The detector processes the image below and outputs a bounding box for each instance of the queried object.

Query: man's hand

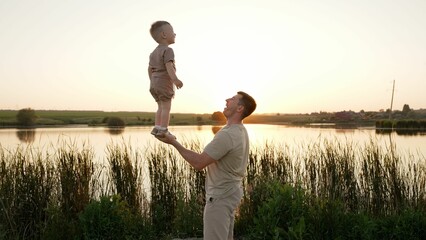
[155,133,176,144]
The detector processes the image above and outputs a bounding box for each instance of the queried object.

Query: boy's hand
[174,79,183,89]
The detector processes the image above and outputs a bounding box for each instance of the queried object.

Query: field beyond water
[2,109,426,129]
[0,110,213,127]
[1,137,426,239]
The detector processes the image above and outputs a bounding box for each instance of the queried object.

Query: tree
[211,111,226,123]
[402,104,411,116]
[107,117,125,127]
[16,108,38,126]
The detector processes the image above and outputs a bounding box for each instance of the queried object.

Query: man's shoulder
[214,125,246,143]
[221,124,245,133]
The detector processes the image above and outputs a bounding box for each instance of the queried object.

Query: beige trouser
[203,188,243,240]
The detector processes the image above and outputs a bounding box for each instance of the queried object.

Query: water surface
[0,124,424,162]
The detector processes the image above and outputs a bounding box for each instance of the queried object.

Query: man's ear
[237,105,244,113]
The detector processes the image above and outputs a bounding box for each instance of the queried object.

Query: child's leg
[150,102,162,135]
[155,101,162,126]
[155,100,176,138]
[159,100,172,128]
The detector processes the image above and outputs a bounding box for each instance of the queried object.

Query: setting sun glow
[1,0,425,114]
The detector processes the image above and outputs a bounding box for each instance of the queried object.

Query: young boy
[148,21,183,138]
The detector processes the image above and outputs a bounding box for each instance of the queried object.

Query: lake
[0,124,425,163]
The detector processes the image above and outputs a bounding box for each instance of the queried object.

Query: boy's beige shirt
[149,45,175,90]
[203,124,249,200]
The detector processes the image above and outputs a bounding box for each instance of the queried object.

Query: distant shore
[1,109,426,130]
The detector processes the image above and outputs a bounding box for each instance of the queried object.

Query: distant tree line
[5,104,425,129]
[376,120,426,130]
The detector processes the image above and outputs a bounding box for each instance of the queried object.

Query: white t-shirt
[203,124,249,199]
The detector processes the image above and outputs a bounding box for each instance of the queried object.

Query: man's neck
[226,118,243,126]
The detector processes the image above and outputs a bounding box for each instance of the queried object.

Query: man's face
[223,94,242,117]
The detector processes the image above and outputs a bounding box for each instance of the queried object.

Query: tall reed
[106,142,144,212]
[56,142,95,220]
[147,142,190,236]
[146,138,205,238]
[1,135,426,239]
[0,145,56,239]
[237,136,426,236]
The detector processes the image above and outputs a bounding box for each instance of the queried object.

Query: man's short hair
[237,91,257,119]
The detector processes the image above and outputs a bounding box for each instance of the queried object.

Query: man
[156,91,256,240]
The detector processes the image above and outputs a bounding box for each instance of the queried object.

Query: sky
[1,0,425,114]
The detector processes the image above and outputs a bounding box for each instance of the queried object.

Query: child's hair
[150,21,170,43]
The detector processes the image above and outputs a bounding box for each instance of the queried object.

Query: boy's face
[161,24,176,44]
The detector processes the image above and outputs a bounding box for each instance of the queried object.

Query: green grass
[0,110,215,126]
[1,138,426,239]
